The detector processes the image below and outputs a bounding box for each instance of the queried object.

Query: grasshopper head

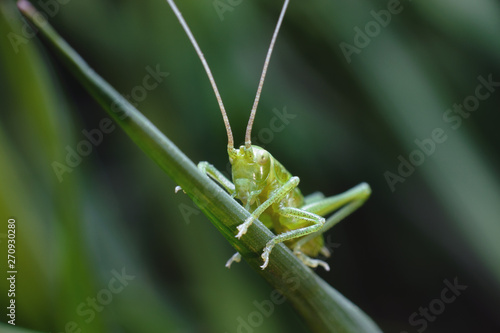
[228,145,272,206]
[167,0,289,204]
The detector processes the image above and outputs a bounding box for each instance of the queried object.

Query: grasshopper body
[168,0,371,270]
[229,145,324,257]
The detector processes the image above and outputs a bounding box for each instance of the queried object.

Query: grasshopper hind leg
[292,232,331,270]
[292,183,371,270]
[303,191,325,205]
[294,252,330,271]
[320,246,332,258]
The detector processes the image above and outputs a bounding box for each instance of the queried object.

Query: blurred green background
[1,0,500,332]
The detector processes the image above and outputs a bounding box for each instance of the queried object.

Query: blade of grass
[0,1,106,331]
[17,1,381,331]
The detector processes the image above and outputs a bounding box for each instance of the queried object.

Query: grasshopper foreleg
[175,162,234,195]
[198,161,235,195]
[232,176,328,269]
[261,206,326,269]
[198,162,244,267]
[235,176,301,238]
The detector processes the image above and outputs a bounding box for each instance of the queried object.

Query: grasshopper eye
[257,151,270,165]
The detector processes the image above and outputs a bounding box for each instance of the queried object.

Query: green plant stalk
[18,1,381,331]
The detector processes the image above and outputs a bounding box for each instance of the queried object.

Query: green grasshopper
[168,0,371,270]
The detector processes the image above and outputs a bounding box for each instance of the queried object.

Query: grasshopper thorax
[228,145,272,206]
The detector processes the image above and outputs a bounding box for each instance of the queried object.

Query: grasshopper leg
[261,206,325,269]
[294,252,330,271]
[197,161,235,195]
[175,162,234,195]
[292,183,371,269]
[236,176,300,238]
[303,191,325,205]
[197,162,245,268]
[225,252,242,268]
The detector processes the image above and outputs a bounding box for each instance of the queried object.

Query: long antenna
[245,0,289,148]
[166,0,234,149]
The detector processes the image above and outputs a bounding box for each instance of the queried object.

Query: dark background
[1,0,499,332]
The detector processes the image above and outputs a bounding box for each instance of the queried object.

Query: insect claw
[319,262,330,271]
[260,253,270,269]
[295,251,330,271]
[260,245,273,269]
[236,223,249,238]
[235,228,244,239]
[225,253,242,268]
[174,186,185,194]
